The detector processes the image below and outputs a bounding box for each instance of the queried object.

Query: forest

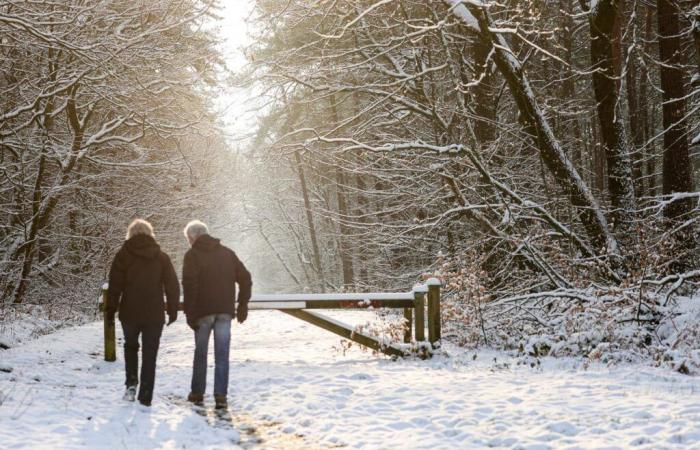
[240,0,699,368]
[1,0,699,369]
[0,0,237,310]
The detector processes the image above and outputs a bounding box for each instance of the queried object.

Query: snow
[691,73,700,85]
[425,277,442,286]
[0,305,88,349]
[252,292,416,301]
[249,301,307,310]
[413,283,429,293]
[442,0,480,32]
[693,130,700,146]
[1,311,700,449]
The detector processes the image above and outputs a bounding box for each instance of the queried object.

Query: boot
[187,392,204,406]
[138,389,153,407]
[122,386,136,402]
[214,394,227,410]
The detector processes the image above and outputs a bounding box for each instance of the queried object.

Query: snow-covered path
[1,311,699,449]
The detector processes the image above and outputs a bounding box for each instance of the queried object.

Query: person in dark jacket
[107,219,180,406]
[182,220,252,409]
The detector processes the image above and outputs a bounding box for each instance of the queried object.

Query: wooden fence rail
[99,279,441,360]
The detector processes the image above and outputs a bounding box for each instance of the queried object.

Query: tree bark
[657,0,695,220]
[455,3,621,261]
[642,6,656,197]
[294,150,326,292]
[353,163,370,286]
[329,94,355,287]
[560,0,583,167]
[692,7,700,73]
[470,37,497,144]
[335,166,355,286]
[589,0,636,229]
[10,150,47,303]
[624,9,645,197]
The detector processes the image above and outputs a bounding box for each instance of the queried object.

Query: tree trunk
[560,0,583,167]
[8,51,59,303]
[692,8,700,73]
[334,166,354,287]
[625,11,645,197]
[329,94,354,287]
[353,165,370,286]
[10,150,47,303]
[294,150,326,292]
[642,6,656,197]
[470,37,497,144]
[589,0,636,230]
[657,0,695,220]
[457,3,620,261]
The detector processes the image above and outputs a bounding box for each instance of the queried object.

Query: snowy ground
[1,311,700,450]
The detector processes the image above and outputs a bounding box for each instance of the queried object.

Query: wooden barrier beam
[282,310,405,357]
[98,299,416,311]
[303,299,413,309]
[253,293,416,301]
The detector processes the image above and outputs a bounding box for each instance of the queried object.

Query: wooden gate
[99,278,441,360]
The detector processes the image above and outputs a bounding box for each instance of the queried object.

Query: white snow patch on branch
[442,0,480,32]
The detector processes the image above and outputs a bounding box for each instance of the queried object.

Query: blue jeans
[191,313,232,396]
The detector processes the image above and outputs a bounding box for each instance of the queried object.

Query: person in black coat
[182,220,252,408]
[107,219,180,406]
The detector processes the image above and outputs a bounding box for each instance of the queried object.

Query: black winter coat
[182,234,252,322]
[107,234,180,325]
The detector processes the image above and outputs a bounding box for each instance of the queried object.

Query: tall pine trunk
[294,150,326,292]
[624,2,645,197]
[328,94,355,287]
[589,0,636,231]
[642,6,657,197]
[657,0,695,220]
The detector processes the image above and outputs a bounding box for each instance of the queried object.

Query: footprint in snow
[348,373,372,380]
[546,421,579,436]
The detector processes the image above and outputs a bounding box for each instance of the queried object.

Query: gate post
[403,308,412,343]
[427,278,441,347]
[102,287,116,362]
[413,290,425,342]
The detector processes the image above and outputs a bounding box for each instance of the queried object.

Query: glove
[236,304,248,324]
[167,312,177,326]
[187,316,197,332]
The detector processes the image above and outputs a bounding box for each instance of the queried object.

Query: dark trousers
[121,322,163,404]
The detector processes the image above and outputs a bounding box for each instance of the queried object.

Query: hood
[193,234,221,252]
[124,234,160,259]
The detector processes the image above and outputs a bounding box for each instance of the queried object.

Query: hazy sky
[218,0,253,67]
[216,0,257,143]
